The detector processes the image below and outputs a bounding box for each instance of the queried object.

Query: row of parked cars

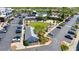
[12,14,22,43]
[12,26,22,43]
[48,16,73,37]
[0,24,9,40]
[64,26,76,42]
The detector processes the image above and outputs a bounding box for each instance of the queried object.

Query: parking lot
[48,28,61,38]
[0,16,22,50]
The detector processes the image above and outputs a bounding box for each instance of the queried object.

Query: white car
[12,36,21,43]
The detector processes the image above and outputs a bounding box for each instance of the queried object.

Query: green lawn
[30,22,48,33]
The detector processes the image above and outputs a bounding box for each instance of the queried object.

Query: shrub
[38,31,48,44]
[61,44,69,51]
[74,25,78,29]
[8,19,13,23]
[23,40,29,46]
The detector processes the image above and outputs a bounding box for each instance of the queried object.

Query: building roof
[25,26,39,40]
[0,15,6,17]
[25,16,36,19]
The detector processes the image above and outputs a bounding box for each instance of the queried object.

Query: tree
[36,16,44,21]
[61,44,69,51]
[75,25,78,29]
[47,9,52,16]
[60,7,73,20]
[38,31,48,44]
[23,40,29,46]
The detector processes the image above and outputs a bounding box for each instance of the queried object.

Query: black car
[65,19,70,22]
[71,28,76,31]
[68,31,75,35]
[76,41,79,51]
[15,29,21,33]
[65,35,73,40]
[14,36,20,39]
[56,26,61,29]
[19,16,21,18]
[3,24,9,30]
[23,16,25,18]
[17,26,22,29]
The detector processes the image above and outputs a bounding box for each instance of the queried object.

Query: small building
[0,7,13,19]
[50,12,60,19]
[25,26,39,43]
[0,15,6,22]
[25,16,36,20]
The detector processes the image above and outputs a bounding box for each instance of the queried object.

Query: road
[0,17,21,51]
[21,15,79,51]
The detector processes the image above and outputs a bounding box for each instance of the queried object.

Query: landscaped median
[11,37,52,51]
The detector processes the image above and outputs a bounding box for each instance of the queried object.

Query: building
[0,7,13,22]
[25,26,39,43]
[25,16,36,20]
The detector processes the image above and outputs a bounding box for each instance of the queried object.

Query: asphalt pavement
[0,17,21,51]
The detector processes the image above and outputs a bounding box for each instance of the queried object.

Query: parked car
[71,28,76,31]
[12,36,21,42]
[76,41,79,51]
[65,35,73,40]
[0,28,7,33]
[68,31,75,35]
[56,26,61,29]
[19,16,21,18]
[3,24,9,30]
[65,19,70,22]
[15,29,21,33]
[17,26,22,29]
[23,16,25,18]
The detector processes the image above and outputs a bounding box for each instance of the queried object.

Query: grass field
[30,22,49,33]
